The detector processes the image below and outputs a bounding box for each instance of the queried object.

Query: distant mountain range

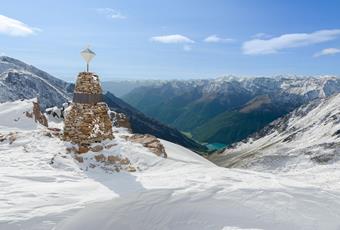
[123,76,340,146]
[102,80,161,97]
[0,56,206,153]
[209,92,340,172]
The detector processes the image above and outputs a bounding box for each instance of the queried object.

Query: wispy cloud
[150,34,194,44]
[96,8,126,19]
[183,45,192,51]
[252,33,272,39]
[204,35,234,43]
[242,29,340,55]
[0,15,40,37]
[314,48,340,57]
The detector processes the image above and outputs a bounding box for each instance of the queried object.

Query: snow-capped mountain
[123,75,340,146]
[2,99,340,230]
[209,93,340,172]
[0,56,73,109]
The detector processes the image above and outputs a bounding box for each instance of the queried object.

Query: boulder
[128,134,167,158]
[77,145,89,154]
[91,145,104,152]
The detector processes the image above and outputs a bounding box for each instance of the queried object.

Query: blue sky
[0,0,340,81]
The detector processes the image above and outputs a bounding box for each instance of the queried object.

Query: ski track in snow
[1,100,340,230]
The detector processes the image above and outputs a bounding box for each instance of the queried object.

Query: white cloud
[0,15,39,37]
[150,34,194,44]
[242,29,340,55]
[96,8,126,19]
[204,35,234,43]
[314,48,340,57]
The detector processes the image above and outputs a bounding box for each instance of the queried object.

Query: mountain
[209,93,340,172]
[0,56,73,109]
[2,99,340,230]
[0,56,205,152]
[123,76,340,146]
[103,92,207,152]
[102,80,162,97]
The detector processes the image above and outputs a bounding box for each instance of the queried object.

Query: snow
[212,93,340,173]
[0,99,38,130]
[1,100,340,230]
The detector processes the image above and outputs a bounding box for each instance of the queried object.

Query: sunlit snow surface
[1,100,340,230]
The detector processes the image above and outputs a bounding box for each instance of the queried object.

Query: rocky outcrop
[0,132,17,144]
[33,100,48,127]
[110,111,131,130]
[25,99,48,127]
[128,134,167,158]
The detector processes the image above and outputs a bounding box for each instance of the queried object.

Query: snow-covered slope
[0,56,73,108]
[2,100,340,230]
[210,93,340,172]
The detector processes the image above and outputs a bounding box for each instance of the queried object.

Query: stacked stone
[63,72,113,145]
[74,72,101,94]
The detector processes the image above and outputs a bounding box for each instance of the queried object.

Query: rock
[91,145,104,152]
[32,99,48,127]
[66,146,77,153]
[8,133,16,144]
[129,134,167,158]
[127,165,136,172]
[74,155,84,163]
[110,112,131,130]
[120,157,130,165]
[94,154,106,162]
[0,134,5,142]
[105,143,117,149]
[48,128,62,132]
[107,155,120,164]
[77,145,89,154]
[43,132,53,138]
[25,111,33,118]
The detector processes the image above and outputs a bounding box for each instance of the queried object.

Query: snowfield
[1,100,340,230]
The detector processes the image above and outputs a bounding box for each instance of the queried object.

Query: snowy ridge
[131,75,340,99]
[0,56,72,109]
[1,99,340,229]
[210,93,340,172]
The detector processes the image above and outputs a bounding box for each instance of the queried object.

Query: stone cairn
[63,72,113,145]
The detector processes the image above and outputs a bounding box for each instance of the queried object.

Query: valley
[121,76,340,147]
